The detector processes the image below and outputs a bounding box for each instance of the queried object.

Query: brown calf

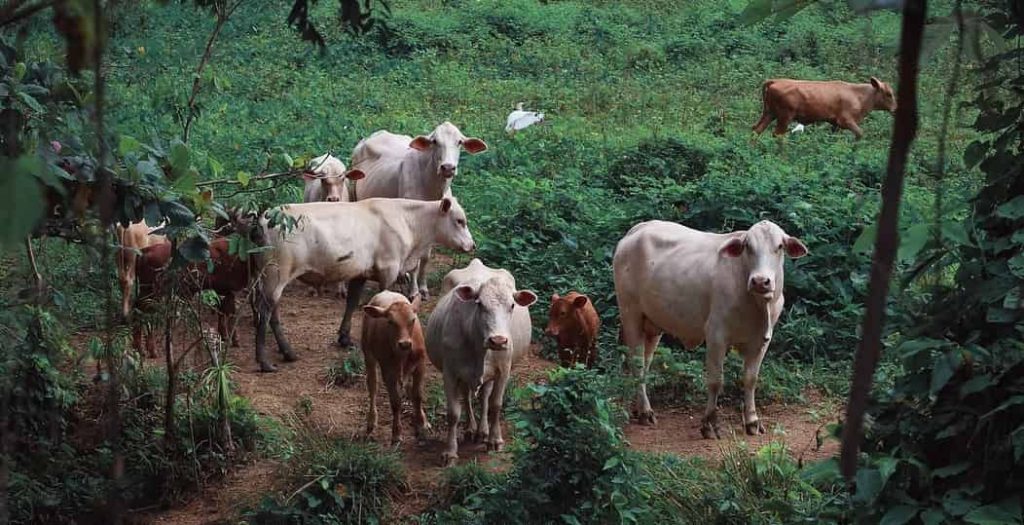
[544,292,600,368]
[132,237,250,357]
[116,221,167,319]
[752,77,896,139]
[361,291,430,445]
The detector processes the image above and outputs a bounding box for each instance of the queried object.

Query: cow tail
[761,80,775,102]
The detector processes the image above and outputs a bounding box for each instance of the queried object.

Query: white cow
[299,153,366,298]
[350,122,488,298]
[613,220,807,438]
[253,197,475,372]
[505,102,545,135]
[426,258,536,465]
[302,153,365,203]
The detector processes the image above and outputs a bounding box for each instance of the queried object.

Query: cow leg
[485,377,508,452]
[464,386,480,443]
[337,278,367,348]
[619,308,654,424]
[364,354,378,439]
[840,119,864,140]
[637,321,662,425]
[255,283,286,372]
[382,367,404,446]
[269,305,296,361]
[410,364,430,441]
[442,377,464,466]
[701,334,728,439]
[772,115,791,137]
[752,110,773,135]
[414,249,431,299]
[477,380,494,444]
[217,292,239,348]
[742,342,769,435]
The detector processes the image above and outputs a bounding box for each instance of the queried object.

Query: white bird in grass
[790,123,806,134]
[505,102,545,135]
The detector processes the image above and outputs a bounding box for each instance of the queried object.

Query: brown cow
[361,291,430,445]
[752,77,896,139]
[544,292,601,368]
[116,220,167,318]
[132,237,250,357]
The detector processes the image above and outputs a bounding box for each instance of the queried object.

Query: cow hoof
[418,289,430,301]
[281,351,298,363]
[442,453,458,467]
[637,411,657,426]
[336,334,355,348]
[258,362,278,373]
[745,420,766,436]
[486,441,504,452]
[700,422,721,440]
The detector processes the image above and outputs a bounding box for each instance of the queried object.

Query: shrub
[326,351,365,388]
[245,434,405,524]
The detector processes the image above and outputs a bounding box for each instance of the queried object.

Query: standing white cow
[253,197,475,372]
[302,153,365,203]
[613,220,807,438]
[299,153,366,298]
[426,259,536,465]
[350,122,488,298]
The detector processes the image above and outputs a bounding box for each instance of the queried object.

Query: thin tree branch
[841,0,928,480]
[182,10,230,143]
[933,0,964,244]
[0,0,57,28]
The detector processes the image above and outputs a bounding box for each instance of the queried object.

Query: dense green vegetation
[2,0,1021,522]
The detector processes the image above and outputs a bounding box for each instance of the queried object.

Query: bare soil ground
[84,279,839,525]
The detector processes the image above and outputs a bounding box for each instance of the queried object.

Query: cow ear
[784,237,809,258]
[363,305,387,318]
[345,169,366,181]
[462,138,488,154]
[454,285,477,302]
[870,77,882,89]
[719,237,745,258]
[514,290,538,308]
[410,293,422,312]
[551,292,560,303]
[572,295,589,308]
[409,136,432,151]
[302,171,317,182]
[440,198,453,214]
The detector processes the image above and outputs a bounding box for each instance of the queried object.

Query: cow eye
[777,243,784,251]
[456,219,466,227]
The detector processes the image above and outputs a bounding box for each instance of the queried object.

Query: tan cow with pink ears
[613,220,807,438]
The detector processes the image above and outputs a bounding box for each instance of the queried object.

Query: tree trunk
[840,0,928,480]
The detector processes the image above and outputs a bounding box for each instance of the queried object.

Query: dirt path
[120,281,838,524]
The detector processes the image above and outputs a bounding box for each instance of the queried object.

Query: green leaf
[1012,425,1024,462]
[921,509,948,525]
[853,468,883,504]
[236,170,252,188]
[13,61,25,81]
[899,223,931,262]
[933,462,969,479]
[172,168,197,195]
[854,223,877,254]
[119,135,142,156]
[0,156,44,249]
[980,395,1024,421]
[178,235,210,262]
[16,91,45,113]
[995,196,1024,220]
[963,497,1022,525]
[603,456,621,470]
[169,139,190,175]
[930,351,959,396]
[963,141,989,168]
[960,374,995,397]
[1008,254,1024,279]
[881,506,919,525]
[208,157,224,179]
[941,221,971,246]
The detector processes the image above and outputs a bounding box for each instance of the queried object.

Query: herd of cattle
[112,77,894,463]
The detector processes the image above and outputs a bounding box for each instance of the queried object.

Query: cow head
[436,197,476,253]
[869,77,897,113]
[304,154,365,202]
[454,277,536,351]
[363,294,423,353]
[544,292,590,343]
[719,220,807,301]
[408,121,488,179]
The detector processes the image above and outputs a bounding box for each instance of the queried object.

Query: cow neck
[396,200,446,256]
[408,149,451,200]
[851,83,877,117]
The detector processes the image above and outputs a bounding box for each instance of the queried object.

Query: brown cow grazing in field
[544,292,600,368]
[752,77,896,139]
[116,220,167,318]
[132,237,250,357]
[361,291,430,446]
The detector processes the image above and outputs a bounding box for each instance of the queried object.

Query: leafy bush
[246,435,405,524]
[326,351,365,388]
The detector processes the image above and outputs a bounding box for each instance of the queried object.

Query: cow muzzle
[397,340,413,352]
[486,335,509,351]
[439,163,456,178]
[748,275,774,299]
